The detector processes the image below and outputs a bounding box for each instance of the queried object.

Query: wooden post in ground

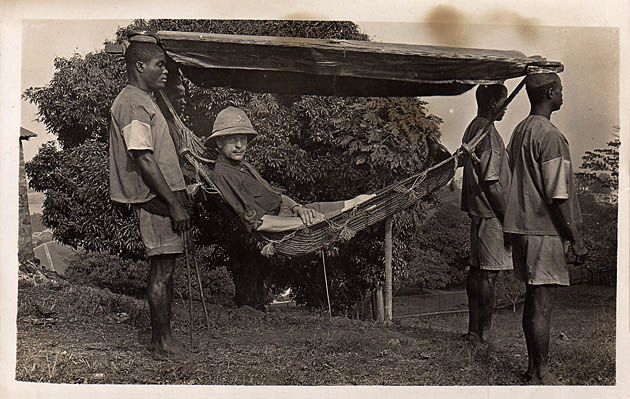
[384,217,393,321]
[374,284,385,322]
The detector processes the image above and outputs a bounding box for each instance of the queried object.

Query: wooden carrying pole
[384,217,393,321]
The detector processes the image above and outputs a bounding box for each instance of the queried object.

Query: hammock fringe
[260,242,276,257]
[338,225,356,242]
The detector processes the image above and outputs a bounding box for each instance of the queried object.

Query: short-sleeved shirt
[460,117,511,218]
[504,115,582,235]
[211,154,283,231]
[109,85,186,204]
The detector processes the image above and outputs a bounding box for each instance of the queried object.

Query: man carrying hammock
[460,84,513,345]
[208,106,375,233]
[109,39,190,360]
[504,72,586,384]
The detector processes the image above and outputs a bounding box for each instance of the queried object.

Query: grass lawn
[16,278,615,385]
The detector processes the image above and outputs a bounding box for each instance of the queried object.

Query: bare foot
[462,332,480,344]
[137,329,156,351]
[528,369,557,385]
[524,359,535,382]
[524,369,533,383]
[152,338,189,361]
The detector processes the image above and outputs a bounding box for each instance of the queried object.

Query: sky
[21,20,619,169]
[361,22,619,166]
[21,19,133,162]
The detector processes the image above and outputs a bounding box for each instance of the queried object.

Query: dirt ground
[15,278,615,386]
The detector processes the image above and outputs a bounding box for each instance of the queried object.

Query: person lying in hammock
[208,106,375,233]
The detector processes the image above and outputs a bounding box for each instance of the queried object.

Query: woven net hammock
[157,90,458,258]
[260,157,456,257]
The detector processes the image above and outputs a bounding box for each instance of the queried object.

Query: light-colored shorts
[511,234,569,286]
[133,206,184,258]
[469,215,513,271]
[278,197,345,218]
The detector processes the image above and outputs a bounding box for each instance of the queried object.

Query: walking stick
[191,240,211,330]
[183,232,194,347]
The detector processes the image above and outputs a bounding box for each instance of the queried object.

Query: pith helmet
[209,106,258,142]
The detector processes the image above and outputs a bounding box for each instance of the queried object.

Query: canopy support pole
[321,250,332,319]
[384,217,393,321]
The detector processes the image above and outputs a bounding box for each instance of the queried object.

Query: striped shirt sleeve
[476,127,504,182]
[116,97,155,152]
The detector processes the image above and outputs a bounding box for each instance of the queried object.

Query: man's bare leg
[146,273,175,352]
[477,270,499,342]
[522,286,535,381]
[522,284,556,384]
[147,254,188,360]
[465,267,480,340]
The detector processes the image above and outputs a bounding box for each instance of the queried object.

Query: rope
[321,250,332,318]
[316,207,359,242]
[402,170,429,201]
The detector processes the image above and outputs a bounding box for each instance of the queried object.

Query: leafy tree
[574,130,619,278]
[26,140,143,257]
[25,19,446,312]
[398,189,469,290]
[577,192,617,273]
[23,53,126,148]
[577,126,620,189]
[115,19,369,42]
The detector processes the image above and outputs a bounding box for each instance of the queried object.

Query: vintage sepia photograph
[2,1,627,397]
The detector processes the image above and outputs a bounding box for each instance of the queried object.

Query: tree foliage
[26,140,144,257]
[399,189,469,290]
[23,53,126,148]
[65,245,235,304]
[114,19,369,43]
[577,126,620,188]
[25,19,447,312]
[578,193,617,272]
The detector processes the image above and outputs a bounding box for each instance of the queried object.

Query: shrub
[65,245,236,305]
[400,188,470,290]
[173,245,235,305]
[65,252,148,297]
[577,193,617,273]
